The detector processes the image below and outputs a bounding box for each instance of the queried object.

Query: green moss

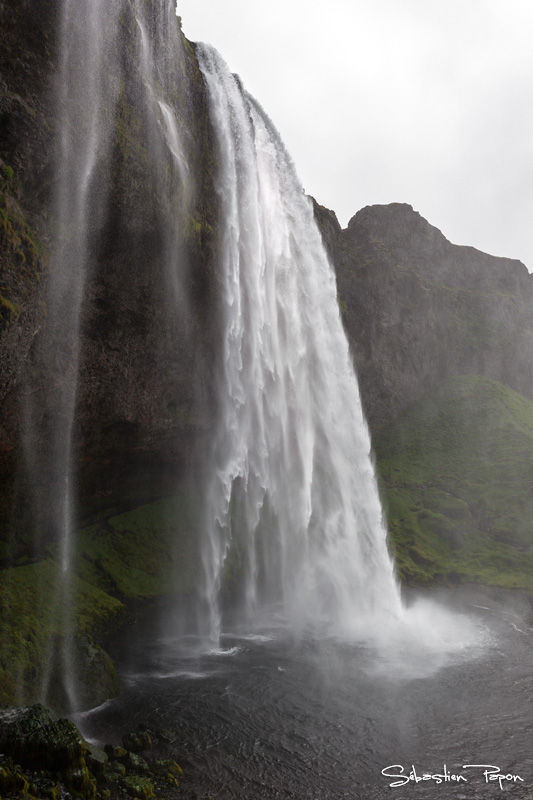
[0,704,87,771]
[0,561,123,708]
[376,375,533,588]
[186,215,214,243]
[0,764,30,795]
[0,293,21,316]
[64,764,97,799]
[0,188,46,330]
[0,490,201,708]
[150,759,183,780]
[75,496,200,599]
[122,776,155,800]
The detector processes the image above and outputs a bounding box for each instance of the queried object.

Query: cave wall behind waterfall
[0,1,220,554]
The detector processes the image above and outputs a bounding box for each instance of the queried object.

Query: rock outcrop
[314,201,533,431]
[313,202,533,587]
[0,704,185,800]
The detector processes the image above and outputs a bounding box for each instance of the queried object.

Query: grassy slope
[0,495,201,708]
[74,495,200,599]
[0,560,123,706]
[375,374,533,588]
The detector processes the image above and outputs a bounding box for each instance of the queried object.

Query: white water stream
[196,45,403,643]
[33,0,124,710]
[25,0,189,711]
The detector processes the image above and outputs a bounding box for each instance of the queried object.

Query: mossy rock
[122,730,152,753]
[150,759,183,778]
[121,776,155,800]
[0,704,86,771]
[119,751,151,776]
[101,761,127,783]
[0,763,30,795]
[75,496,200,600]
[0,561,123,710]
[36,777,62,800]
[104,744,127,761]
[85,743,108,775]
[64,764,97,800]
[150,759,183,786]
[71,635,120,711]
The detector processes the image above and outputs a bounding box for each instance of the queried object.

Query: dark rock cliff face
[4,6,530,558]
[0,3,220,548]
[65,23,219,525]
[314,201,533,431]
[0,0,221,710]
[0,1,60,546]
[314,201,533,589]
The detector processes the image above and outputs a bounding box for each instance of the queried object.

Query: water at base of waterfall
[74,587,533,800]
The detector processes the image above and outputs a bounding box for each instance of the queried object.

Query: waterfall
[20,0,190,711]
[196,45,403,642]
[25,0,125,712]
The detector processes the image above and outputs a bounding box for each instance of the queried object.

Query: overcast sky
[178,0,532,270]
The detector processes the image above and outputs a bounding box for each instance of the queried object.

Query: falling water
[12,3,474,714]
[21,0,190,711]
[196,46,403,643]
[29,0,125,712]
[132,0,191,308]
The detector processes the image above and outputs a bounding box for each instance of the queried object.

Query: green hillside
[375,375,533,588]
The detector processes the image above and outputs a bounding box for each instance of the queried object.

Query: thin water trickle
[32,0,124,711]
[21,0,190,711]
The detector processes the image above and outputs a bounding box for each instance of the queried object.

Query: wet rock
[0,707,188,800]
[36,776,62,800]
[64,764,97,800]
[122,730,152,753]
[0,759,65,799]
[150,758,183,787]
[0,762,30,795]
[120,751,151,775]
[122,775,155,800]
[0,704,86,770]
[104,743,127,760]
[85,742,108,775]
[101,760,127,781]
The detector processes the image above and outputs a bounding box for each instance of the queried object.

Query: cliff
[1,2,533,712]
[314,201,533,430]
[0,1,220,709]
[0,2,219,545]
[313,202,533,586]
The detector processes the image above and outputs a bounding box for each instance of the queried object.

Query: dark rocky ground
[0,704,190,800]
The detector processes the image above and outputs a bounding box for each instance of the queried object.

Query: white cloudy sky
[178,0,533,270]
